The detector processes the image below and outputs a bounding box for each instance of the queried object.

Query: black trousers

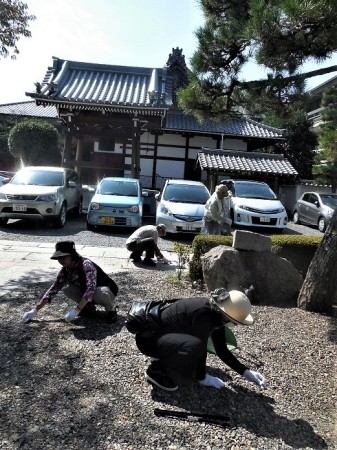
[136,332,207,380]
[126,237,155,259]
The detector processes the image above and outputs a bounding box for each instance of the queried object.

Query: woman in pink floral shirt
[22,241,118,324]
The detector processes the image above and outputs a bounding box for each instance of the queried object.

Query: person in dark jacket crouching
[22,241,118,324]
[136,290,265,391]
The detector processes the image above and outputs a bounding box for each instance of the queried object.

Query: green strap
[207,326,237,354]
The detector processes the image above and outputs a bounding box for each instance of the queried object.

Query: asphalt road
[0,213,323,251]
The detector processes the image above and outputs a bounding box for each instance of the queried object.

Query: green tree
[0,0,35,59]
[8,119,61,166]
[240,79,317,178]
[179,0,337,120]
[312,87,337,192]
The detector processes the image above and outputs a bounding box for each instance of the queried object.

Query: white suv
[220,179,288,230]
[0,166,82,228]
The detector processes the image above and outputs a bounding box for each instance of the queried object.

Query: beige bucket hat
[211,289,254,325]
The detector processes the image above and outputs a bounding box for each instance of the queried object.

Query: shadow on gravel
[150,380,328,449]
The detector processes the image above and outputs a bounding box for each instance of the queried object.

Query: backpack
[124,299,177,336]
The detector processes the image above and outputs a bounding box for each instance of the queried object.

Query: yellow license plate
[101,217,115,224]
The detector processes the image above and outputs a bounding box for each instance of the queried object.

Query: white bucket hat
[211,289,254,325]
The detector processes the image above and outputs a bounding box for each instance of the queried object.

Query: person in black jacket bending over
[136,290,265,391]
[22,241,118,324]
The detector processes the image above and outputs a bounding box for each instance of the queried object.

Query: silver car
[0,166,82,228]
[292,192,337,232]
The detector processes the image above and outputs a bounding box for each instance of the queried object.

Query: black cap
[51,241,77,259]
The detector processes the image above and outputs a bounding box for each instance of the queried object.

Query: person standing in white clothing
[203,185,232,235]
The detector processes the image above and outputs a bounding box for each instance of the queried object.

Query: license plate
[183,225,195,231]
[13,204,27,212]
[101,217,115,224]
[260,217,271,223]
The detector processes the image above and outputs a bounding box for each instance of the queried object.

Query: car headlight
[37,193,57,202]
[0,193,7,200]
[160,204,172,216]
[128,205,139,213]
[238,204,250,211]
[90,202,101,210]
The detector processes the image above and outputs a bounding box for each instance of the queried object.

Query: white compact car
[155,179,210,234]
[220,179,288,230]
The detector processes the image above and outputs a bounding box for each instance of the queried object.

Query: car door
[297,193,312,223]
[65,170,80,210]
[305,193,320,225]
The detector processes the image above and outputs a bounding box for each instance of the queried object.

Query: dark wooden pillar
[62,129,73,168]
[131,115,141,179]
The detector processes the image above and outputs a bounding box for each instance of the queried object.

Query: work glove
[224,218,232,226]
[198,373,225,389]
[161,256,170,264]
[243,369,265,387]
[22,308,38,323]
[64,309,79,323]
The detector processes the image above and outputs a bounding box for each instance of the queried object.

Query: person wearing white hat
[203,185,232,235]
[135,289,265,392]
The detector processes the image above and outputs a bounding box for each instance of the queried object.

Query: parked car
[155,179,210,234]
[220,179,288,230]
[86,177,146,230]
[292,192,337,232]
[0,166,82,228]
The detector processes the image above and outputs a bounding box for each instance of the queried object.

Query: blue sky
[1,0,337,105]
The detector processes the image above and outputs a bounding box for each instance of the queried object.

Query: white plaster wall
[156,160,184,179]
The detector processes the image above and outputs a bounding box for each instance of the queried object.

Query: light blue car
[86,177,146,230]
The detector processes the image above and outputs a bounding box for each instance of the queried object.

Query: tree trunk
[297,210,337,314]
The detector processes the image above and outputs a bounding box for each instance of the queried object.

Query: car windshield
[97,180,139,197]
[320,194,337,208]
[163,184,210,204]
[10,170,64,186]
[235,182,277,200]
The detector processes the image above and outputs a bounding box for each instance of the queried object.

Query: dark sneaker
[79,302,96,317]
[106,310,118,324]
[143,258,156,267]
[146,365,178,391]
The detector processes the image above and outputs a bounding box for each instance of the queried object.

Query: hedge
[189,234,322,281]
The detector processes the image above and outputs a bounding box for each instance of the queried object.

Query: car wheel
[54,203,67,228]
[73,198,83,217]
[318,217,327,233]
[86,220,95,231]
[293,211,300,224]
[0,218,8,226]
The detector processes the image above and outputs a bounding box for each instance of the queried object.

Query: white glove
[22,308,38,323]
[225,218,232,226]
[64,309,79,322]
[198,373,225,389]
[243,369,265,387]
[161,256,170,264]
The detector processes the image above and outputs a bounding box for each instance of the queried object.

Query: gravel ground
[0,267,336,450]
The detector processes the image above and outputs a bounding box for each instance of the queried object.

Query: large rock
[201,245,303,307]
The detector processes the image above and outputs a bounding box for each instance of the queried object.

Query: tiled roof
[165,112,284,139]
[26,57,174,112]
[0,101,57,118]
[23,53,284,139]
[197,149,298,176]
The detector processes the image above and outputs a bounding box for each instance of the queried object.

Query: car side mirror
[68,181,77,188]
[2,177,10,185]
